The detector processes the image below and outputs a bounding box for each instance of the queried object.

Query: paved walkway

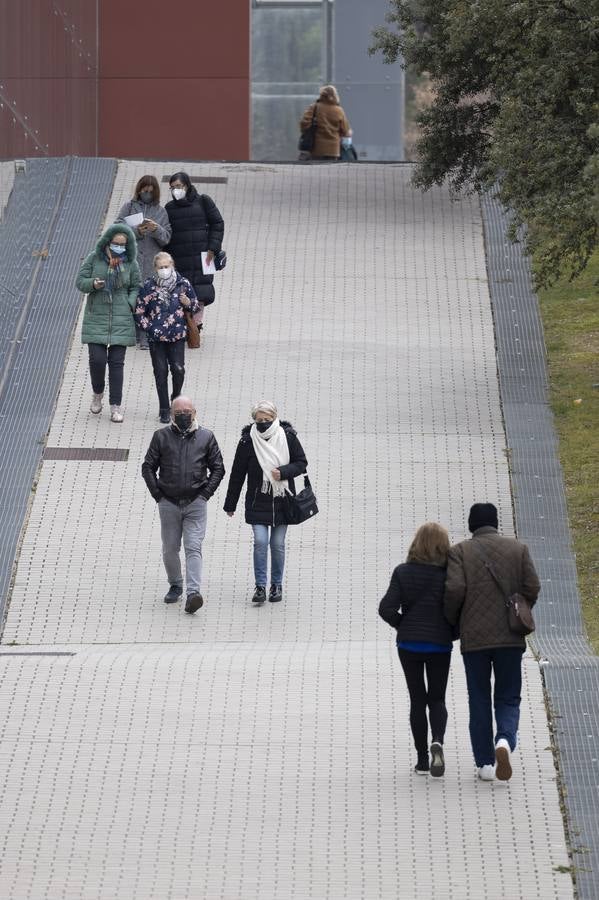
[0,160,15,218]
[0,162,573,898]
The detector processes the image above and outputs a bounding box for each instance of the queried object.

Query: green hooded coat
[76,223,141,346]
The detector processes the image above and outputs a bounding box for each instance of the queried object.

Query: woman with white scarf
[134,252,200,422]
[224,401,308,603]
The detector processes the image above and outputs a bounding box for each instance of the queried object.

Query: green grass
[537,253,599,652]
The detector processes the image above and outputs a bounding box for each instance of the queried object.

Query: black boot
[164,584,183,604]
[185,593,204,614]
[414,753,429,775]
[159,409,170,424]
[252,585,266,603]
[269,584,283,603]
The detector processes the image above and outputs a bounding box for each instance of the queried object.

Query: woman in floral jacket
[134,251,200,422]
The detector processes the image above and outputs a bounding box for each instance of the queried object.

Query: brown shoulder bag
[473,543,536,636]
[184,311,201,349]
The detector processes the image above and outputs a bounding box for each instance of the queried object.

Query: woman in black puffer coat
[165,171,224,339]
[224,401,308,605]
[379,522,455,778]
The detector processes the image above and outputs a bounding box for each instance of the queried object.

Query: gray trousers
[158,496,207,595]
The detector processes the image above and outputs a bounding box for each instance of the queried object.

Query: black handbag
[214,249,227,271]
[199,196,227,271]
[285,476,319,525]
[298,103,318,153]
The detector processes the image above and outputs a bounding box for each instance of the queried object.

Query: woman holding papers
[166,171,224,345]
[116,175,172,348]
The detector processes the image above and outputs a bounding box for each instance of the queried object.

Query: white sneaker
[90,392,103,414]
[110,405,124,423]
[495,738,513,781]
[478,764,496,781]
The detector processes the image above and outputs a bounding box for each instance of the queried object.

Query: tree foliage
[370,0,599,286]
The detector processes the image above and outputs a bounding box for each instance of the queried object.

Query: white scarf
[250,418,290,498]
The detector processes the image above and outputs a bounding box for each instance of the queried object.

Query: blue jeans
[462,647,524,767]
[251,524,287,586]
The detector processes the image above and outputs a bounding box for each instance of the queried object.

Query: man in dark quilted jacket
[444,503,540,782]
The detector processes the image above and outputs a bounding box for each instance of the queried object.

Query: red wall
[98,0,250,160]
[0,0,250,161]
[0,0,98,157]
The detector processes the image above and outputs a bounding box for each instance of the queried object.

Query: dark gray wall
[333,0,404,160]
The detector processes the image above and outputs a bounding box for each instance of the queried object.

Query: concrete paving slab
[0,162,573,899]
[0,645,572,900]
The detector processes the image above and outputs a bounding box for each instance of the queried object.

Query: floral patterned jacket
[134,273,199,342]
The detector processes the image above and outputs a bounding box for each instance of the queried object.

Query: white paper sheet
[201,252,217,275]
[124,212,143,227]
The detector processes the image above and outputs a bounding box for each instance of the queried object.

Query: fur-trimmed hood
[95,223,138,263]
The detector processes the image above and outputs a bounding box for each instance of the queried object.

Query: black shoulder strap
[471,541,509,599]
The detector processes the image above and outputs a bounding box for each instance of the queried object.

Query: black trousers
[88,344,126,406]
[149,339,186,411]
[397,648,451,755]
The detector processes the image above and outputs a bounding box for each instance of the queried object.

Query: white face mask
[171,188,186,201]
[157,266,173,279]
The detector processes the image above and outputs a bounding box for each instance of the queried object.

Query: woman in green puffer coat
[76,223,141,422]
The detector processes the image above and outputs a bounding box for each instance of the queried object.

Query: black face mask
[174,412,193,432]
[140,190,153,203]
[256,421,272,433]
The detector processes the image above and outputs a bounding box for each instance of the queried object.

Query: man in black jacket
[142,395,225,613]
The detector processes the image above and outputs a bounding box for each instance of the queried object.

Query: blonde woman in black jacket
[224,401,307,604]
[379,522,454,777]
